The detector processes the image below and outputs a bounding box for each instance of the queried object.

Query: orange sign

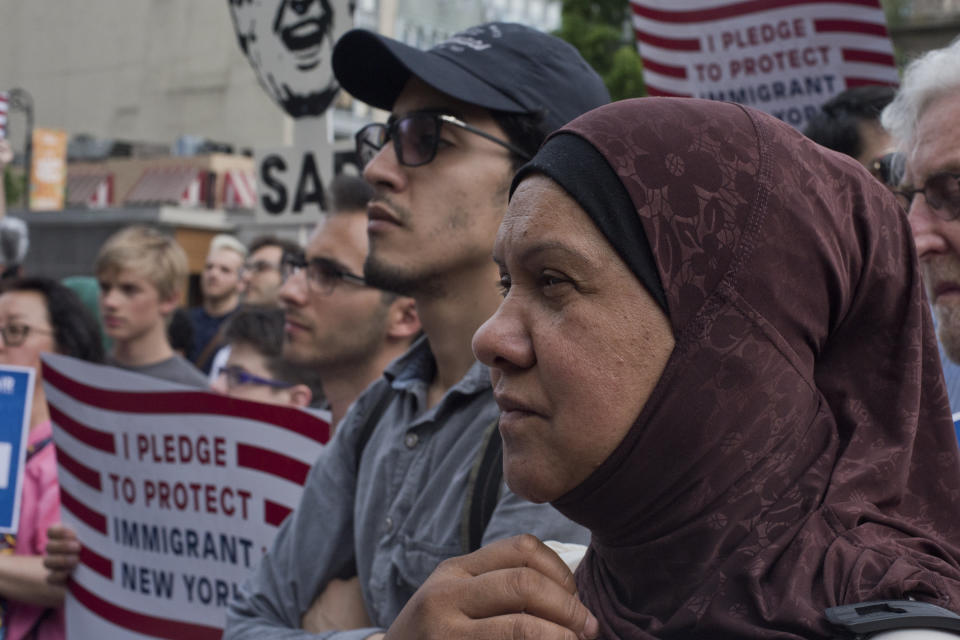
[30,128,68,210]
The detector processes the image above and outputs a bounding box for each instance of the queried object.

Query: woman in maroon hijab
[380,98,960,640]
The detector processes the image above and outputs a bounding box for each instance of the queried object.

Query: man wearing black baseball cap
[226,23,609,640]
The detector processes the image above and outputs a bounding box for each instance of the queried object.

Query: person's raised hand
[384,534,598,640]
[44,524,81,586]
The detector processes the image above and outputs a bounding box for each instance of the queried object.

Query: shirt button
[385,516,394,532]
[404,432,419,449]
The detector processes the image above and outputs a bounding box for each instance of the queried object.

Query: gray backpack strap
[336,385,396,581]
[353,385,395,466]
[826,601,960,638]
[460,417,503,554]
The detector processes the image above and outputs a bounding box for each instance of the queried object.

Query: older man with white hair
[882,36,960,423]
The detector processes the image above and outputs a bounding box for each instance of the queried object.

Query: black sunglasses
[354,111,531,169]
[869,152,904,188]
[280,254,367,294]
[895,172,960,220]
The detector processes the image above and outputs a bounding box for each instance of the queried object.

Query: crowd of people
[0,18,959,640]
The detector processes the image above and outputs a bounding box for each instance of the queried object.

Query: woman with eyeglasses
[383,98,960,639]
[0,277,102,640]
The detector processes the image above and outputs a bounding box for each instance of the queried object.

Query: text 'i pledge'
[123,433,227,466]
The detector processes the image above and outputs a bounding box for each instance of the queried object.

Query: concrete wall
[0,0,291,151]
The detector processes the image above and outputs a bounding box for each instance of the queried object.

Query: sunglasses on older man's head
[895,172,960,220]
[869,152,904,188]
[354,110,531,169]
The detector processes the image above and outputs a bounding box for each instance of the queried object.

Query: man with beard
[189,234,246,373]
[228,0,352,118]
[278,174,421,426]
[224,22,609,640]
[882,36,960,427]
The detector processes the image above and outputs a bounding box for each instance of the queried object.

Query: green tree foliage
[555,0,646,101]
[881,0,910,28]
[3,167,23,208]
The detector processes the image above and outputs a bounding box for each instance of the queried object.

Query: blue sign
[0,365,35,534]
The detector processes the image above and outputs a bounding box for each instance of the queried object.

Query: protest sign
[630,0,899,129]
[0,365,35,534]
[41,353,330,639]
[30,127,68,211]
[254,141,333,226]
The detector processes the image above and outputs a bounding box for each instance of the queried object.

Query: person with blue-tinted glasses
[210,305,325,409]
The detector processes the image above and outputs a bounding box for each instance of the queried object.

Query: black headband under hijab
[511,133,669,314]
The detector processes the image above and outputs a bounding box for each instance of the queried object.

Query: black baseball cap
[332,22,611,132]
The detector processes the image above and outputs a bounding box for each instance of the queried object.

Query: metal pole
[8,88,33,210]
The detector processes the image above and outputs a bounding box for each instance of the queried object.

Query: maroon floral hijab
[539,99,960,638]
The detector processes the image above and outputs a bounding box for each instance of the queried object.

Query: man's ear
[385,297,421,341]
[287,384,312,408]
[158,289,181,317]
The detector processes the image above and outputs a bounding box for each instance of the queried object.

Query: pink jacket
[6,420,64,640]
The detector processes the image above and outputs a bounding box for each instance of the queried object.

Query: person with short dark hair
[277,173,419,427]
[211,305,324,408]
[225,22,609,640]
[166,307,194,359]
[243,235,302,307]
[804,85,899,185]
[0,276,103,640]
[328,173,374,213]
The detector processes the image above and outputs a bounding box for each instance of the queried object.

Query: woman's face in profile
[0,291,56,374]
[473,175,675,503]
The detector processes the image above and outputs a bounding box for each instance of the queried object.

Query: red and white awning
[221,169,256,210]
[66,173,113,209]
[124,167,209,207]
[0,92,8,139]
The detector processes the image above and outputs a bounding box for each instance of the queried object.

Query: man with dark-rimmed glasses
[883,36,960,425]
[226,21,609,640]
[277,173,421,428]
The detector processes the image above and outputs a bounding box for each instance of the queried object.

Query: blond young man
[95,225,206,386]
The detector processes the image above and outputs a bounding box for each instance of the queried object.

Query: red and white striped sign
[42,353,330,639]
[0,92,9,139]
[221,169,257,210]
[631,0,899,129]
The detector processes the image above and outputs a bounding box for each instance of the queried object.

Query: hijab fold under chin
[534,98,960,639]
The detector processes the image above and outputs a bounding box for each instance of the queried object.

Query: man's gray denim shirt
[224,335,589,639]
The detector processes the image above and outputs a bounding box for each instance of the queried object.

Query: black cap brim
[332,29,526,114]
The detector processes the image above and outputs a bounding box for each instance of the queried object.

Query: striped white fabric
[0,91,8,139]
[221,169,256,210]
[629,0,899,130]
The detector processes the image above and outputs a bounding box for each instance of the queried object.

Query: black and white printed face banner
[43,353,330,639]
[630,0,899,129]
